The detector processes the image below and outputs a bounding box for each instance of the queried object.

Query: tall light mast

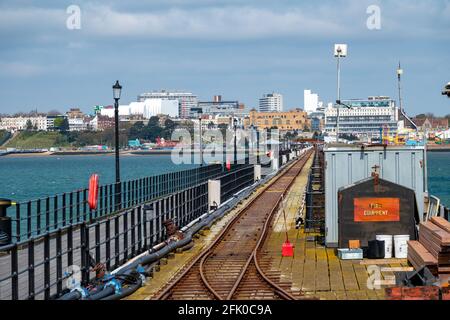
[397,62,403,112]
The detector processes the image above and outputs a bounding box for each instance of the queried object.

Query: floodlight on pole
[397,62,404,111]
[334,44,347,143]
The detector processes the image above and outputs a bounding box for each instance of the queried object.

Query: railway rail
[154,149,313,300]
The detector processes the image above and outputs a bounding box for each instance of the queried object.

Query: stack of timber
[408,241,438,275]
[408,217,450,276]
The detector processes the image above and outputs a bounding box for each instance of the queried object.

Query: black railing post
[114,216,119,268]
[83,189,88,221]
[53,195,58,230]
[109,184,113,215]
[76,190,80,223]
[106,218,111,270]
[143,205,148,250]
[80,222,88,285]
[115,182,121,212]
[28,239,35,300]
[11,243,18,300]
[44,233,50,300]
[123,211,128,261]
[62,193,67,227]
[15,203,21,243]
[127,180,131,208]
[45,197,50,233]
[99,186,104,217]
[27,201,32,239]
[131,208,136,257]
[95,223,100,263]
[137,205,142,253]
[69,192,74,224]
[56,228,62,294]
[36,199,41,235]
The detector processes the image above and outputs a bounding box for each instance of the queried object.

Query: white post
[254,165,261,182]
[208,180,221,210]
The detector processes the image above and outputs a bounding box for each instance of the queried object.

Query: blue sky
[0,0,449,116]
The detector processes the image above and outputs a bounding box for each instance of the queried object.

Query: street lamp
[334,44,347,143]
[112,80,122,210]
[233,118,238,164]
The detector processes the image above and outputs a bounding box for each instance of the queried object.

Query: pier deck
[128,154,402,300]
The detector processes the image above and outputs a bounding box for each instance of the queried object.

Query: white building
[324,97,399,138]
[304,89,320,114]
[0,116,47,131]
[100,99,179,119]
[99,105,130,118]
[137,90,197,119]
[68,118,88,131]
[141,99,178,118]
[259,93,283,112]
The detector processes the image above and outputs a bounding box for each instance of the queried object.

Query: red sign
[354,198,400,222]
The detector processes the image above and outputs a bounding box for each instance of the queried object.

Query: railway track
[154,150,313,300]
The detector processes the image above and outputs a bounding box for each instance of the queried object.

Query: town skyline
[0,0,449,116]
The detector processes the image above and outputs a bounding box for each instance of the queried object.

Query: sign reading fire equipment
[354,198,400,222]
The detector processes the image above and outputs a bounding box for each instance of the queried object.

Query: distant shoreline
[1,144,449,158]
[0,150,175,157]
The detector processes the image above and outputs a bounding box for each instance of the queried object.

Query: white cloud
[0,62,44,77]
[0,1,448,41]
[83,5,349,39]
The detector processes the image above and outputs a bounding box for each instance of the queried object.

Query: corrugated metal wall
[324,146,427,246]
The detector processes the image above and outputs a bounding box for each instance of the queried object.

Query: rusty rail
[154,149,313,300]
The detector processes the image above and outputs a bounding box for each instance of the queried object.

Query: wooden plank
[408,241,437,265]
[420,222,450,246]
[353,264,369,290]
[340,260,359,291]
[380,267,414,272]
[430,217,450,234]
[359,258,407,265]
[327,248,345,292]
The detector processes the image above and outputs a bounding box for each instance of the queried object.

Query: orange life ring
[88,174,99,210]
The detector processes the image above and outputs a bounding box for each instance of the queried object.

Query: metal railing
[220,165,255,203]
[0,164,256,300]
[6,164,229,242]
[305,148,325,231]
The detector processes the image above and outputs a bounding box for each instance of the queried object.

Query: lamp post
[198,110,203,166]
[112,80,122,210]
[334,44,347,143]
[397,62,404,112]
[233,118,238,164]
